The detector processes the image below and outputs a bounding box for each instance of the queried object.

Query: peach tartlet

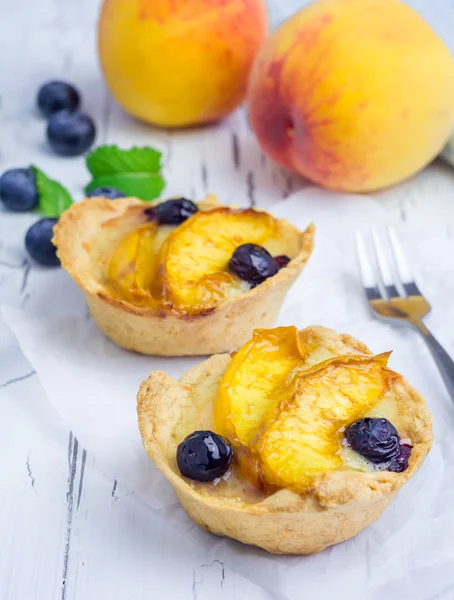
[137,325,432,554]
[53,195,314,356]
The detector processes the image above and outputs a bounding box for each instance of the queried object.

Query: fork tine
[387,226,422,296]
[355,231,382,301]
[371,229,400,299]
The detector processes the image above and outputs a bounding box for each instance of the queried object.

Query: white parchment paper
[3,187,454,600]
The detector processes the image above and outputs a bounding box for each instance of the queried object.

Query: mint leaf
[87,145,162,176]
[85,145,165,201]
[32,166,73,217]
[85,174,165,200]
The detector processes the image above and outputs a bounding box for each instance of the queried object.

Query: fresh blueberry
[25,218,60,266]
[47,110,96,156]
[229,243,278,287]
[177,430,232,482]
[346,417,401,465]
[274,255,291,270]
[37,81,80,118]
[0,168,38,212]
[87,187,126,200]
[145,197,198,225]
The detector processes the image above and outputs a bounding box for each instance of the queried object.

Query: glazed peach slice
[255,353,393,492]
[213,327,394,492]
[107,221,160,305]
[105,195,220,306]
[160,208,291,314]
[213,327,308,444]
[214,326,309,488]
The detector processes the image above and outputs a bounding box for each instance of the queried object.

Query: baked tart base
[54,196,314,356]
[137,326,433,554]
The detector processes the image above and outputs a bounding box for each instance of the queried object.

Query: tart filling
[171,326,428,498]
[102,197,308,315]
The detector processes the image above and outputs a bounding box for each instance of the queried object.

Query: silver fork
[355,226,454,402]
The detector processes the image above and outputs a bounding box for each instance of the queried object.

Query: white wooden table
[1,1,454,599]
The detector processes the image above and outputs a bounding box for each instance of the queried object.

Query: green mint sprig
[31,166,73,218]
[84,145,165,201]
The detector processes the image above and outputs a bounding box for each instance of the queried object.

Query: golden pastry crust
[137,326,433,554]
[53,196,314,356]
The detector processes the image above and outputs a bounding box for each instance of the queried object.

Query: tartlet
[53,195,314,356]
[137,326,433,554]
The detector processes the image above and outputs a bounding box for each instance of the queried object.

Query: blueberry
[25,218,60,266]
[274,255,291,270]
[177,430,232,482]
[0,168,38,212]
[37,81,80,118]
[346,418,401,465]
[87,187,126,200]
[229,243,278,286]
[145,197,198,225]
[388,443,412,473]
[47,110,96,156]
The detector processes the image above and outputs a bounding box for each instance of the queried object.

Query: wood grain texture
[0,372,272,600]
[1,0,454,598]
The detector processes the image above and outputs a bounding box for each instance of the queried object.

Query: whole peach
[247,0,454,192]
[99,0,268,128]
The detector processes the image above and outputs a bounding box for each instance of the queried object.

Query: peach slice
[214,326,394,492]
[255,354,392,492]
[214,326,308,444]
[107,222,161,304]
[161,208,282,314]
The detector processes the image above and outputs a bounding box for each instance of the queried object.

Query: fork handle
[413,320,454,402]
